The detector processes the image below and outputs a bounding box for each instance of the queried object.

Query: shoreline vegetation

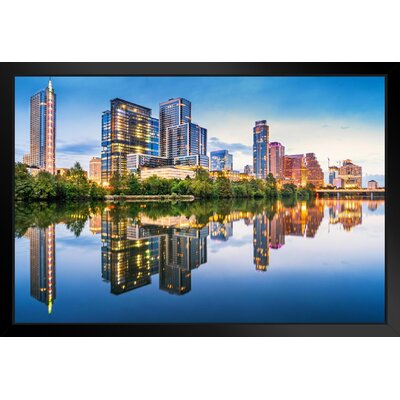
[15,162,316,202]
[15,162,384,203]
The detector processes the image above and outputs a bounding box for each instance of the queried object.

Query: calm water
[14,199,385,323]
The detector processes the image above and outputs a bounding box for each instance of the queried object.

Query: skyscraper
[268,142,285,179]
[89,156,101,184]
[304,153,324,187]
[159,98,191,158]
[210,149,233,171]
[283,154,307,186]
[328,165,339,185]
[101,98,159,184]
[244,164,254,175]
[253,120,269,179]
[159,98,209,168]
[29,78,56,174]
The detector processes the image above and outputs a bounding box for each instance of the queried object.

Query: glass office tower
[253,120,269,179]
[159,97,208,167]
[29,78,56,174]
[101,98,159,184]
[210,150,233,171]
[159,98,192,158]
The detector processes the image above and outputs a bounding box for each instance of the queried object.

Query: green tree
[32,171,57,200]
[280,183,297,197]
[109,171,123,195]
[213,174,233,198]
[265,173,278,198]
[125,172,142,195]
[15,162,34,200]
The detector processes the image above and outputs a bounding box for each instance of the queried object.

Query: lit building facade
[29,79,56,174]
[210,150,233,172]
[304,153,324,187]
[268,142,285,179]
[253,120,269,179]
[101,98,159,184]
[368,180,378,189]
[89,157,101,184]
[283,154,307,187]
[140,166,196,180]
[338,159,362,188]
[283,153,323,187]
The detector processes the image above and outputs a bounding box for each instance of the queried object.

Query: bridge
[315,188,385,199]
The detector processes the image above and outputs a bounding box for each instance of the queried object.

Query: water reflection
[15,198,382,315]
[24,225,56,313]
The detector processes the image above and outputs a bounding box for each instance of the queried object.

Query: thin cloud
[57,140,100,155]
[209,137,252,155]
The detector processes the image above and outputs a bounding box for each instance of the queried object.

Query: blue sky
[15,76,385,178]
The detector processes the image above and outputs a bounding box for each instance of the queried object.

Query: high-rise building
[159,98,191,158]
[29,78,56,174]
[328,165,339,185]
[159,97,208,168]
[210,150,233,171]
[283,154,308,187]
[304,153,324,187]
[101,98,159,184]
[283,153,323,187]
[268,142,285,179]
[89,157,101,184]
[244,164,253,175]
[23,154,31,166]
[338,159,362,188]
[25,225,56,314]
[253,120,269,179]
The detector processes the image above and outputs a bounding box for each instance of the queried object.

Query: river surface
[14,198,385,323]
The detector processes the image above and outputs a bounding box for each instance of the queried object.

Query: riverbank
[105,194,195,202]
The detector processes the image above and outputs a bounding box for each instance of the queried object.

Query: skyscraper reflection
[25,225,56,313]
[101,209,208,296]
[252,201,324,271]
[327,200,362,231]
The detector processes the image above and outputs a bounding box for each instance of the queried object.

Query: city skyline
[15,76,385,183]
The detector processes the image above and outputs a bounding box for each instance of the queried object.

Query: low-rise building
[338,159,362,188]
[333,177,343,188]
[368,180,378,190]
[56,167,70,176]
[140,166,196,180]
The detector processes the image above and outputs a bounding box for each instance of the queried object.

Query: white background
[1,1,399,399]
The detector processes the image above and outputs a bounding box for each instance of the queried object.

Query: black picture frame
[1,62,399,337]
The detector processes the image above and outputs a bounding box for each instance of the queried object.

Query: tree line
[15,163,316,202]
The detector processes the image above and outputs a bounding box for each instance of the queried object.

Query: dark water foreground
[14,199,385,323]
